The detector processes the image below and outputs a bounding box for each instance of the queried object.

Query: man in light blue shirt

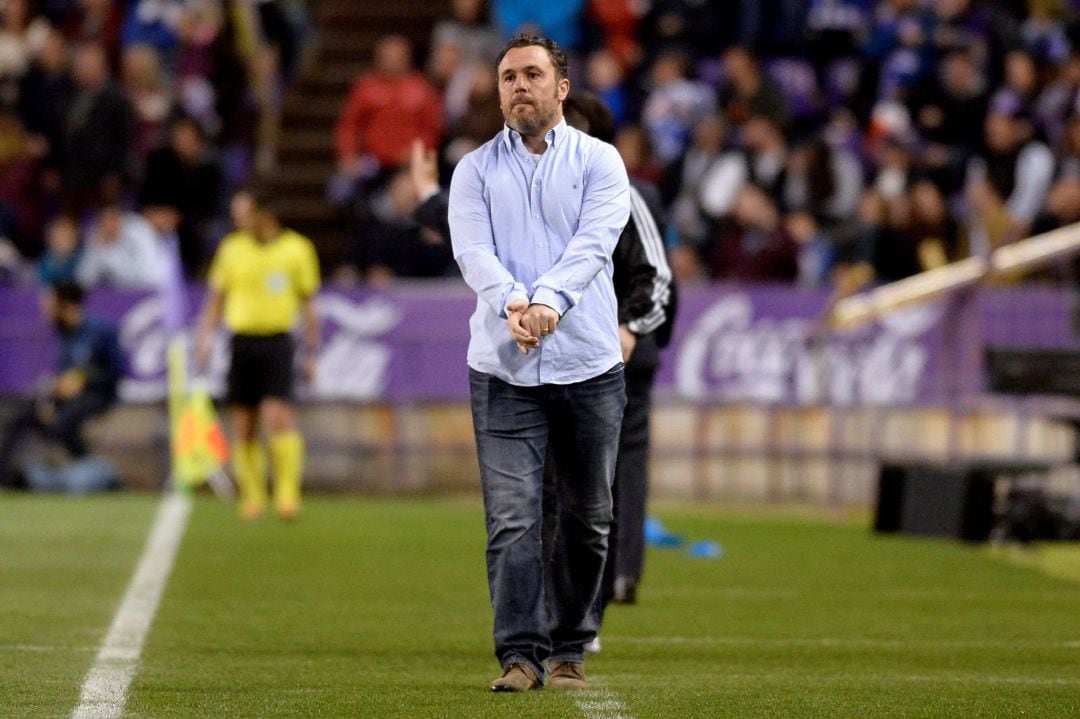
[449,33,629,693]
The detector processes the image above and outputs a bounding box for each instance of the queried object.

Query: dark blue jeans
[469,365,625,681]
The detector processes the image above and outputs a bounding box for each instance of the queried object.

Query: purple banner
[0,283,1075,405]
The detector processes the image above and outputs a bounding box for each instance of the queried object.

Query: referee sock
[234,440,267,518]
[270,431,304,518]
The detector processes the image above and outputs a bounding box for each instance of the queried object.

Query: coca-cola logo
[116,293,401,402]
[673,294,942,405]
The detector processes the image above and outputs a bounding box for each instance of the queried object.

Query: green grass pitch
[1,494,1078,718]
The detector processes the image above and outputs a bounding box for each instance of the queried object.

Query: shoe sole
[490,683,540,692]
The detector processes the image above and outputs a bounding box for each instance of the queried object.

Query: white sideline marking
[577,687,635,719]
[3,644,95,653]
[71,493,192,719]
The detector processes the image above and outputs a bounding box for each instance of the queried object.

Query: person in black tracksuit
[560,94,677,626]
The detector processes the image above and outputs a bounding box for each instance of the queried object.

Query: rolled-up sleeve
[449,154,528,317]
[531,144,629,315]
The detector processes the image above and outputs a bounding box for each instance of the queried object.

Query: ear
[557,78,570,102]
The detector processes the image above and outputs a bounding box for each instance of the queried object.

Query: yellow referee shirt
[208,229,320,335]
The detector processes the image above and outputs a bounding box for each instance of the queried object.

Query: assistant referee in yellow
[195,190,321,520]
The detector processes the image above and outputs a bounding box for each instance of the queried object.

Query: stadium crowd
[2,0,1080,292]
[335,0,1080,289]
[0,0,303,285]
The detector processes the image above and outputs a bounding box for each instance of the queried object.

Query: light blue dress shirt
[449,119,630,386]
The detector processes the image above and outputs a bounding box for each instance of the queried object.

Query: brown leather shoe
[490,663,541,692]
[547,661,588,689]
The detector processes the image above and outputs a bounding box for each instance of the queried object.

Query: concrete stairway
[266,0,449,271]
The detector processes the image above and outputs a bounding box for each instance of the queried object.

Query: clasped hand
[506,300,559,355]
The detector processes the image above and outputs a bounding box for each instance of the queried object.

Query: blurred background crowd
[3,0,1080,294]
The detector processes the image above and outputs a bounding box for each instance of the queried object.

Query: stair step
[296,61,364,93]
[269,0,450,272]
[278,129,335,153]
[266,161,334,190]
[282,93,344,122]
[277,195,339,222]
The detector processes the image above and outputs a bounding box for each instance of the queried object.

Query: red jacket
[335,72,443,169]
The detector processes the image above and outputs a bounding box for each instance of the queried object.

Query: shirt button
[534,213,539,219]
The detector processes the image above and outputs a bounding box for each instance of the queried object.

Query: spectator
[37,215,82,285]
[705,183,799,281]
[965,107,1055,236]
[638,0,731,63]
[62,42,135,212]
[1034,50,1080,150]
[719,46,787,130]
[783,136,864,226]
[666,113,726,247]
[441,62,505,166]
[77,204,167,289]
[614,122,662,184]
[699,113,788,220]
[1031,174,1080,237]
[0,109,46,259]
[641,48,716,165]
[174,1,224,135]
[120,43,175,164]
[332,35,443,205]
[786,210,836,287]
[871,134,917,201]
[863,190,926,282]
[584,48,629,127]
[736,0,808,58]
[989,49,1042,120]
[59,0,124,72]
[587,0,641,69]
[1054,113,1080,180]
[1019,0,1070,67]
[491,0,586,50]
[965,177,1018,259]
[909,46,989,157]
[432,0,502,64]
[805,0,871,101]
[909,179,961,266]
[0,0,50,104]
[121,0,182,57]
[141,116,224,278]
[0,282,125,488]
[349,168,456,280]
[17,26,73,177]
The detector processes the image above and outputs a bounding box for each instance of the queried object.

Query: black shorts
[226,333,295,407]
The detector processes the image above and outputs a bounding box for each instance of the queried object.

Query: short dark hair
[52,282,85,306]
[236,187,280,219]
[496,33,569,81]
[563,92,616,144]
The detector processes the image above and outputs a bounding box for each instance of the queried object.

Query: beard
[504,92,559,137]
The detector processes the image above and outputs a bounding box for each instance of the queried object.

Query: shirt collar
[502,117,568,153]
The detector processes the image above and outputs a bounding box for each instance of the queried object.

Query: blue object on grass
[644,516,684,547]
[687,540,723,559]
